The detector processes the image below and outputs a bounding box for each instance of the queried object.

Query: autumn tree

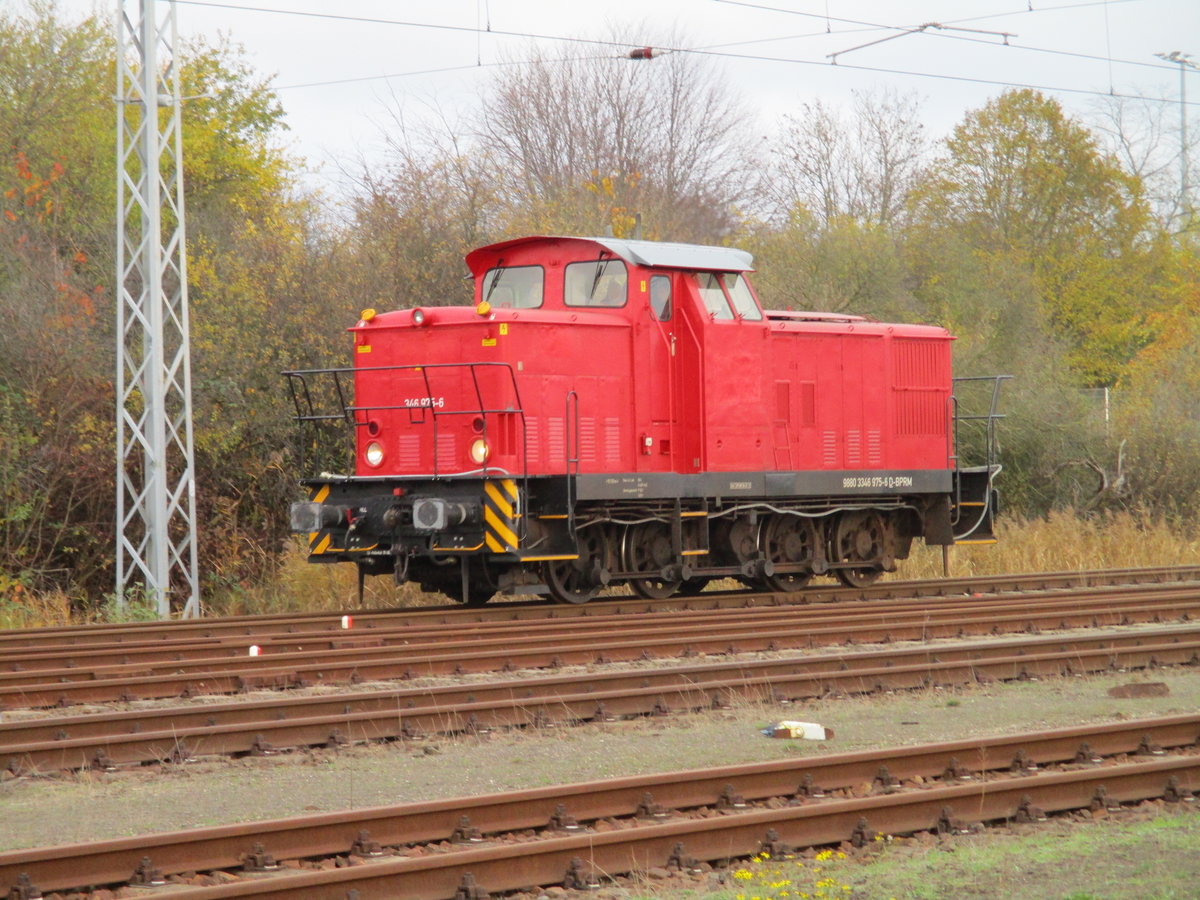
[0,5,331,603]
[911,89,1169,386]
[766,89,927,230]
[0,3,117,596]
[344,32,757,315]
[475,37,754,242]
[744,90,927,319]
[1089,91,1195,228]
[343,105,497,309]
[177,35,331,595]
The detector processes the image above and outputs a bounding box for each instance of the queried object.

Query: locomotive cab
[285,235,1005,605]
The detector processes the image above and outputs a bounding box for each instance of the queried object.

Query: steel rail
[121,757,1190,900]
[5,627,1198,773]
[2,720,1197,897]
[5,581,1200,683]
[2,565,1197,651]
[5,623,1194,746]
[4,580,1198,673]
[3,585,1200,709]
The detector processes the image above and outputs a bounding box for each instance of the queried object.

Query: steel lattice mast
[115,0,200,618]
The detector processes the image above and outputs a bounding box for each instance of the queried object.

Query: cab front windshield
[565,258,628,307]
[481,265,544,309]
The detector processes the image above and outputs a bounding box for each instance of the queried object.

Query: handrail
[949,375,1012,531]
[950,375,1012,472]
[565,390,580,532]
[281,362,529,484]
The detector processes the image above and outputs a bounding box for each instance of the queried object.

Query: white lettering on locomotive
[402,396,446,409]
[841,475,915,489]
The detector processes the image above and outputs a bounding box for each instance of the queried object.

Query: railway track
[4,624,1198,774]
[3,565,1198,651]
[3,579,1200,710]
[6,579,1200,675]
[3,714,1197,899]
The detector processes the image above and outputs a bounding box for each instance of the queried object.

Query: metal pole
[116,0,200,618]
[1156,51,1197,223]
[1180,57,1188,218]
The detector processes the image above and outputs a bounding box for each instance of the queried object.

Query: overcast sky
[56,0,1200,186]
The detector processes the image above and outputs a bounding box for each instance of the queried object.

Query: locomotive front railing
[282,362,530,539]
[951,375,1011,470]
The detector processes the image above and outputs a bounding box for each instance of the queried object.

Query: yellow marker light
[469,438,490,465]
[360,308,377,322]
[476,300,492,316]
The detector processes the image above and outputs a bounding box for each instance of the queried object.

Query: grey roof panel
[465,235,754,275]
[592,238,754,271]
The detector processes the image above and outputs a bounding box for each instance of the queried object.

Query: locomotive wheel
[543,527,607,604]
[717,516,769,590]
[760,514,816,593]
[832,511,886,588]
[623,522,682,600]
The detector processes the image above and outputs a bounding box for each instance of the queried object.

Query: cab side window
[650,275,671,321]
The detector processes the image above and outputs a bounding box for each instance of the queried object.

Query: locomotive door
[668,273,705,473]
[646,275,673,430]
[645,273,701,473]
[676,271,767,472]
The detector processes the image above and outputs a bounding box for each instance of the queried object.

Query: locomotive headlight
[469,438,490,465]
[365,441,385,467]
[411,308,426,326]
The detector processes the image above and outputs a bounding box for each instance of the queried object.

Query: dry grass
[2,511,1196,627]
[903,509,1200,580]
[202,538,445,617]
[0,582,73,630]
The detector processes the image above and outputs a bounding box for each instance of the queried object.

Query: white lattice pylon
[115,0,200,618]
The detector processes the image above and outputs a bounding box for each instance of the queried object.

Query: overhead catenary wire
[165,0,1199,108]
[712,0,1171,74]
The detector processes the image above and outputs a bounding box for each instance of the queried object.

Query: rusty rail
[2,565,1198,652]
[3,581,1200,709]
[2,715,1197,897]
[4,625,1198,773]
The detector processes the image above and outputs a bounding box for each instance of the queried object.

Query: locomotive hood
[465,235,755,277]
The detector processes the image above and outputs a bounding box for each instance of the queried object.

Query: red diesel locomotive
[286,235,1004,604]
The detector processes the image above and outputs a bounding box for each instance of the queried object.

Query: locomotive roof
[465,235,755,275]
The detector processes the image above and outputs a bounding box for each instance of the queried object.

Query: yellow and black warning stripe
[306,483,376,556]
[483,478,520,553]
[307,484,333,555]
